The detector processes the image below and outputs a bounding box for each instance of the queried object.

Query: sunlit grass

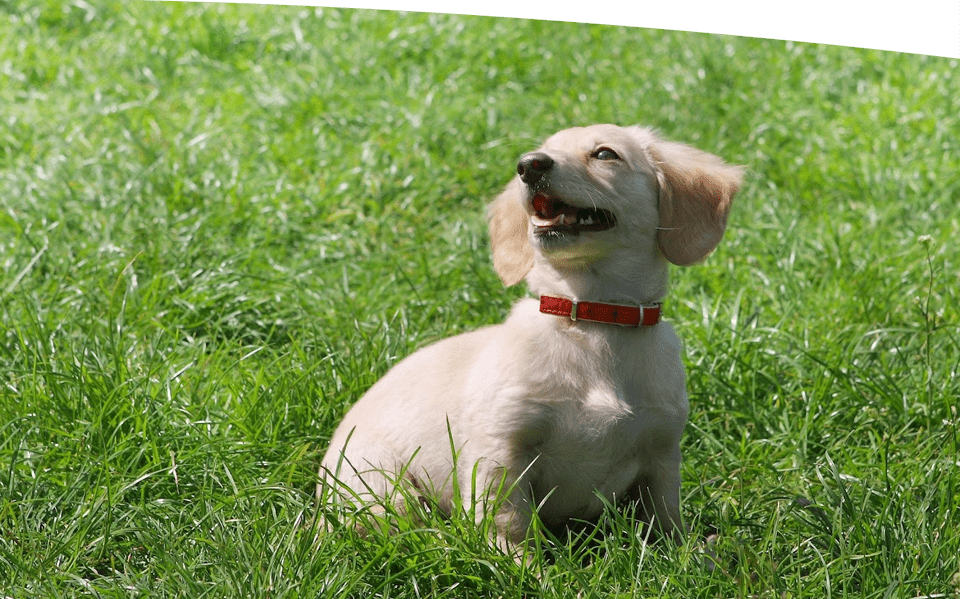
[1,2,958,597]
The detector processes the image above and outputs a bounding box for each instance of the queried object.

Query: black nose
[517,152,554,186]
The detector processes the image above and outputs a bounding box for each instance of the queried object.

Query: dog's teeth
[582,215,594,225]
[533,214,564,227]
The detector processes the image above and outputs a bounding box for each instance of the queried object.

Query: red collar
[539,295,661,327]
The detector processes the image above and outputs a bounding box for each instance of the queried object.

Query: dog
[319,124,742,553]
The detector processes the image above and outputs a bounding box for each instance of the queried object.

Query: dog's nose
[517,152,554,186]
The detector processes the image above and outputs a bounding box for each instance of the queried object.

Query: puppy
[320,124,742,552]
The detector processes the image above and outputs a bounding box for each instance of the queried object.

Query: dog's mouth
[530,194,617,235]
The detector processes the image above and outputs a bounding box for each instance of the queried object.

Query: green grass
[1,1,959,597]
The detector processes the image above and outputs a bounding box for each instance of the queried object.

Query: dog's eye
[593,148,620,161]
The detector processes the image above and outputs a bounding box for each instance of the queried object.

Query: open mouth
[531,194,617,235]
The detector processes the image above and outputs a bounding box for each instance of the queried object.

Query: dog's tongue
[533,196,564,219]
[532,196,577,227]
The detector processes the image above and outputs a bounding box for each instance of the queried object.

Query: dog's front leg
[466,456,536,557]
[634,450,684,540]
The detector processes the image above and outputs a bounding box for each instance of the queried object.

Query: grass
[1,1,958,597]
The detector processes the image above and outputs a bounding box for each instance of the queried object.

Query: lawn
[1,2,958,597]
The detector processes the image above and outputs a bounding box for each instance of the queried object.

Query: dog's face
[488,124,743,289]
[515,125,662,266]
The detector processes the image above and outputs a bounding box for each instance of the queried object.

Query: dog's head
[488,125,743,292]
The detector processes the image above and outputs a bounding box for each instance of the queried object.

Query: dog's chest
[524,388,682,526]
[527,400,647,524]
[503,321,680,523]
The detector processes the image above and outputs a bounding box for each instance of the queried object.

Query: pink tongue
[533,196,572,219]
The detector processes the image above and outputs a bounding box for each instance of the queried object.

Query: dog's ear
[487,179,534,286]
[651,139,743,266]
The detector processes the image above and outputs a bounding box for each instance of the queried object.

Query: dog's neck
[526,253,670,307]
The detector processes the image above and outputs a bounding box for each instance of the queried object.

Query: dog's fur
[320,124,742,551]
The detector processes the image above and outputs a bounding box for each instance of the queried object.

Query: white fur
[320,124,743,551]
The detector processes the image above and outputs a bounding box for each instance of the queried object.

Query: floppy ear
[487,178,534,286]
[651,139,744,266]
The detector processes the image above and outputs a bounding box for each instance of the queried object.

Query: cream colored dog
[320,124,742,551]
